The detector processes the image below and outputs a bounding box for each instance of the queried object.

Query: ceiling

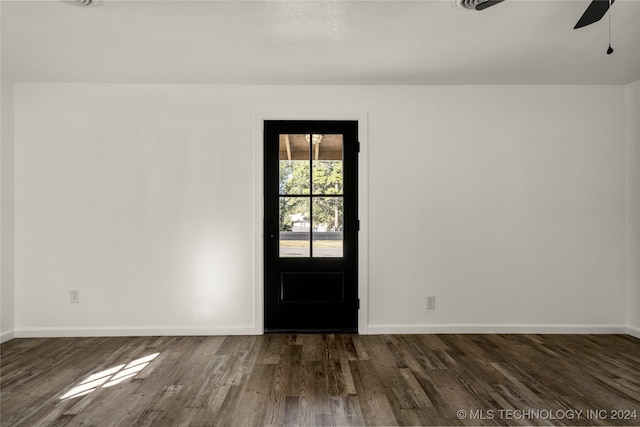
[280,134,343,161]
[1,0,639,85]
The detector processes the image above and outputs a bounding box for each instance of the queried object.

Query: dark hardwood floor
[1,334,639,426]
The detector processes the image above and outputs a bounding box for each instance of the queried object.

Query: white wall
[14,83,627,336]
[16,84,258,335]
[367,86,625,333]
[1,74,16,343]
[626,79,640,338]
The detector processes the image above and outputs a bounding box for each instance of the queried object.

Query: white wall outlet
[70,290,80,303]
[427,295,436,310]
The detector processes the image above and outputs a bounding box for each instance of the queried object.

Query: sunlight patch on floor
[60,353,160,400]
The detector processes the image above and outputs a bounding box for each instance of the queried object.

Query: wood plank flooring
[1,334,639,426]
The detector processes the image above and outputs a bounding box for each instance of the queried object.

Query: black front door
[264,120,359,333]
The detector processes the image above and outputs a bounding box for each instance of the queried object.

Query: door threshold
[265,328,358,334]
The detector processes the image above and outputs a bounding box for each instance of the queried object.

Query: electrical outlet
[427,295,436,310]
[70,290,80,303]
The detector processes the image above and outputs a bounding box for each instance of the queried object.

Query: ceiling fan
[463,0,616,54]
[469,0,614,28]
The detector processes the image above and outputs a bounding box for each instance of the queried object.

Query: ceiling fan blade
[475,0,506,11]
[574,0,615,29]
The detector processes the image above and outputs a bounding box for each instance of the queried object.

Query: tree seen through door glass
[279,134,309,195]
[279,134,344,258]
[279,196,310,257]
[312,197,343,257]
[312,135,343,195]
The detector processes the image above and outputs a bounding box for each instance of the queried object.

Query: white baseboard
[14,325,258,338]
[365,323,629,335]
[627,325,640,340]
[9,324,639,339]
[0,329,15,343]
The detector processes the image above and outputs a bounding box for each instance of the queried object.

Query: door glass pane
[312,197,343,258]
[313,134,343,195]
[279,134,310,195]
[280,196,310,257]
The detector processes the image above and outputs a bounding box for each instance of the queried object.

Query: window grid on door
[278,133,343,258]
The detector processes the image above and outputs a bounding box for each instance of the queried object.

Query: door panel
[264,120,358,333]
[280,272,344,303]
